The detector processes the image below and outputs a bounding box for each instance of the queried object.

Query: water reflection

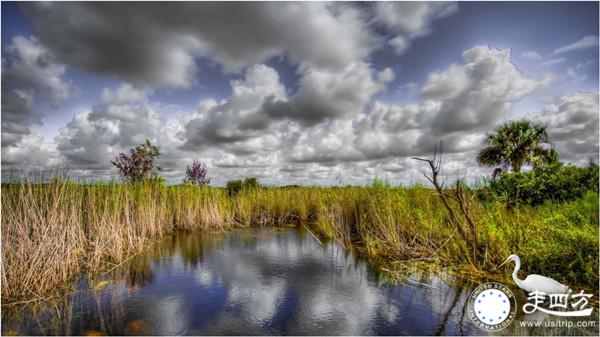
[2,227,594,335]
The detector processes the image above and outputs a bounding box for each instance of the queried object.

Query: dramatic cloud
[372,1,458,53]
[55,84,163,170]
[286,119,363,164]
[264,62,394,125]
[422,46,552,134]
[2,36,74,145]
[2,36,74,103]
[21,2,457,89]
[1,90,38,147]
[182,61,394,160]
[532,91,599,164]
[178,45,556,183]
[278,46,552,169]
[22,2,382,88]
[0,41,572,185]
[181,64,285,152]
[1,36,74,165]
[1,133,58,168]
[554,35,599,54]
[3,2,597,185]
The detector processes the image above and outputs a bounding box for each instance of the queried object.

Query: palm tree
[477,120,556,174]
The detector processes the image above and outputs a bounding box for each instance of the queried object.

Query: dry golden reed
[1,180,598,303]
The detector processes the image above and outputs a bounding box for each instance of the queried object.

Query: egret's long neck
[512,258,525,288]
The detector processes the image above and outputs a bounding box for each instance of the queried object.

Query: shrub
[184,161,210,185]
[226,177,260,196]
[111,140,162,183]
[485,162,599,206]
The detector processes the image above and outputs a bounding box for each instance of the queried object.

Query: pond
[1,227,595,335]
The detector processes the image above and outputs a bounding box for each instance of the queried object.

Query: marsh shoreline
[1,181,598,304]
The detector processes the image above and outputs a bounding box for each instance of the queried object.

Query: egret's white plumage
[499,254,569,294]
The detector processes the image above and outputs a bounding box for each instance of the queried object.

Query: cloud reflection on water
[2,227,480,335]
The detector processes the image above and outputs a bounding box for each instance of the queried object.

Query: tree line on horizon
[110,119,598,206]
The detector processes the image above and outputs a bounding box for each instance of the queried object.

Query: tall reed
[1,180,598,303]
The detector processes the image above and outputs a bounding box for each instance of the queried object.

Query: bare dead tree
[413,142,481,266]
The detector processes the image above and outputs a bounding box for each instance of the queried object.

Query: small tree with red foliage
[184,160,210,185]
[111,139,161,182]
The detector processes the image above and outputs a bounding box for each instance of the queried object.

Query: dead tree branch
[412,142,481,266]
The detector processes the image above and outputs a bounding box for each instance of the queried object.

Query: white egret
[499,254,570,294]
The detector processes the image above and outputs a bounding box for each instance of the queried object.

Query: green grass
[1,180,598,304]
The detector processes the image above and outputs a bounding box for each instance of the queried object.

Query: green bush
[226,177,260,197]
[485,163,599,206]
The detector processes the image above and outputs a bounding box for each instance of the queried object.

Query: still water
[1,227,594,335]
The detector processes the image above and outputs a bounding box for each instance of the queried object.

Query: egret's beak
[498,258,510,268]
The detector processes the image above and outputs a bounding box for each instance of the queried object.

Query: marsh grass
[1,180,598,304]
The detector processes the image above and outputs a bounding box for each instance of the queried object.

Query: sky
[1,1,599,186]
